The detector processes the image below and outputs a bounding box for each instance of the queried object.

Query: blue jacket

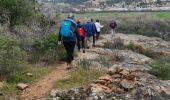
[58,18,77,42]
[84,21,96,37]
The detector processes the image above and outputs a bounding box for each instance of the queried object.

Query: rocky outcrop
[84,48,152,69]
[51,67,170,100]
[97,33,170,58]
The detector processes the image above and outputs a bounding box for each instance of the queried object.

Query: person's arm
[99,23,104,28]
[93,23,97,33]
[58,27,61,41]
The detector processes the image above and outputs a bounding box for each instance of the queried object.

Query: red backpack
[77,27,85,37]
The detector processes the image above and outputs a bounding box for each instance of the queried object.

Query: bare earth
[20,64,69,100]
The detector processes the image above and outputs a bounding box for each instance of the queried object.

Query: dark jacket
[109,20,117,29]
[58,18,77,42]
[83,21,96,37]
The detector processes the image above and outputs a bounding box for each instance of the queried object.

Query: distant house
[91,0,107,7]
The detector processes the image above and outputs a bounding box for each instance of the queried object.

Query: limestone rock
[120,79,135,89]
[26,73,33,77]
[17,83,28,90]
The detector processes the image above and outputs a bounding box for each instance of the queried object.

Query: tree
[0,0,37,26]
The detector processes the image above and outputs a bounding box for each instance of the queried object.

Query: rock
[108,67,123,75]
[94,80,107,84]
[112,97,117,100]
[119,69,130,76]
[26,73,33,77]
[111,86,124,94]
[50,89,59,97]
[17,83,28,90]
[111,74,122,78]
[108,68,117,75]
[49,67,170,100]
[99,75,112,81]
[0,92,3,96]
[0,82,3,88]
[52,97,60,100]
[163,88,170,95]
[123,74,136,80]
[120,79,135,90]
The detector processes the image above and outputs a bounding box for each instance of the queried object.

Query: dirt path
[20,64,69,100]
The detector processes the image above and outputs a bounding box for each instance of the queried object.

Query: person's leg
[111,29,115,37]
[90,36,93,48]
[65,41,76,69]
[96,32,100,40]
[86,37,90,49]
[81,37,85,53]
[77,39,81,52]
[69,41,76,62]
[63,42,70,64]
[93,34,96,47]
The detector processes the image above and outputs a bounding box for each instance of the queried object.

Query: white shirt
[95,22,103,32]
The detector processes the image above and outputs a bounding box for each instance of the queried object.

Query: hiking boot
[83,49,85,53]
[66,63,73,70]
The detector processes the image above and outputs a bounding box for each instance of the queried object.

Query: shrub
[103,38,124,50]
[31,32,66,64]
[126,41,135,50]
[79,59,91,70]
[150,59,170,80]
[0,35,26,81]
[0,0,37,26]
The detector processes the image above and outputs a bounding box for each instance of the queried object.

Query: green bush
[150,59,170,80]
[0,35,26,81]
[0,0,37,26]
[32,32,66,64]
[126,41,135,50]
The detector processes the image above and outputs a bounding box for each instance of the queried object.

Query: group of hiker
[58,13,117,69]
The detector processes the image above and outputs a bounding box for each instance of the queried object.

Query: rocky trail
[20,64,69,100]
[19,33,170,100]
[50,33,170,100]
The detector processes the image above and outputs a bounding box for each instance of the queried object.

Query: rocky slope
[51,67,170,100]
[50,33,170,100]
[97,33,170,58]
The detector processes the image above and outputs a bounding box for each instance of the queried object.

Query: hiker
[109,19,117,37]
[76,20,86,53]
[95,19,104,40]
[84,18,96,49]
[91,18,97,47]
[58,13,77,69]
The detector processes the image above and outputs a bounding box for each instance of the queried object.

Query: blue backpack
[60,20,73,38]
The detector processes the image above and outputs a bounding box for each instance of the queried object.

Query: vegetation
[0,64,56,98]
[150,59,170,80]
[55,67,106,90]
[32,32,66,64]
[69,12,170,41]
[0,35,26,81]
[0,0,37,26]
[0,0,62,98]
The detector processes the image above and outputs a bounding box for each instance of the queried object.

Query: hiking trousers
[77,37,85,51]
[93,34,96,46]
[111,29,115,37]
[63,41,76,64]
[96,32,100,40]
[86,36,93,48]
